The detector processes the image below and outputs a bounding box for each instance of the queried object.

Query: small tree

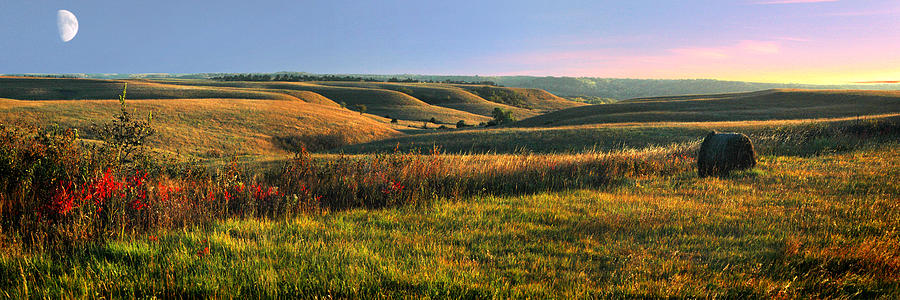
[491,108,516,125]
[95,83,155,165]
[456,120,468,128]
[356,104,367,115]
[429,117,437,124]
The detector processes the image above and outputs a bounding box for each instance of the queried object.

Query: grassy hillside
[338,114,900,154]
[0,98,400,157]
[313,81,540,120]
[514,89,900,127]
[0,77,412,159]
[455,84,587,111]
[153,80,493,124]
[0,77,306,102]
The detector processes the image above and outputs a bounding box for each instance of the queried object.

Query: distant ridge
[5,72,900,100]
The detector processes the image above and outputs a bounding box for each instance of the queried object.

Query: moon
[57,10,79,42]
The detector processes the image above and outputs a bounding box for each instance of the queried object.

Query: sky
[1,0,898,84]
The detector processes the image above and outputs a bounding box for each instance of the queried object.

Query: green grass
[2,145,896,298]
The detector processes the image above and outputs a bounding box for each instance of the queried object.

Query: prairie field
[0,77,898,298]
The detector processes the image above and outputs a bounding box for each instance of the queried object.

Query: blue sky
[1,0,898,83]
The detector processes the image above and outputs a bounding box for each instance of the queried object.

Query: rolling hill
[337,89,900,154]
[0,77,405,158]
[311,81,541,120]
[512,89,900,127]
[0,77,307,101]
[151,80,493,124]
[455,84,587,111]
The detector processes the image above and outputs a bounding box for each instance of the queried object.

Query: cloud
[669,48,730,59]
[738,40,780,54]
[754,0,837,4]
[775,37,811,42]
[853,81,900,84]
[669,40,780,59]
[824,9,900,17]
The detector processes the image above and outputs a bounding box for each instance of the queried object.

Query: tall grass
[750,117,900,155]
[2,115,896,249]
[0,119,696,249]
[274,144,695,210]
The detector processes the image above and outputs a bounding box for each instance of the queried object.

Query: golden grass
[0,77,298,101]
[313,81,542,119]
[338,114,900,154]
[153,80,494,124]
[454,84,587,112]
[0,98,399,157]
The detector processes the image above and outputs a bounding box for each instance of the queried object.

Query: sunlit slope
[314,82,539,119]
[0,77,311,101]
[0,97,400,157]
[153,80,492,124]
[513,89,900,127]
[337,114,900,154]
[453,84,587,111]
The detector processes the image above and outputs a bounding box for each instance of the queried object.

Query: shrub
[93,83,154,167]
[491,108,516,126]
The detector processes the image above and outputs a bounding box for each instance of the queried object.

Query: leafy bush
[491,108,516,126]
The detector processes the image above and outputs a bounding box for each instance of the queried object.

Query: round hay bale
[697,131,756,177]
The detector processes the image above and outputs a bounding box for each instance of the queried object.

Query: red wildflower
[50,181,78,216]
[156,181,172,202]
[382,181,404,195]
[197,239,210,257]
[131,199,147,210]
[197,245,210,257]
